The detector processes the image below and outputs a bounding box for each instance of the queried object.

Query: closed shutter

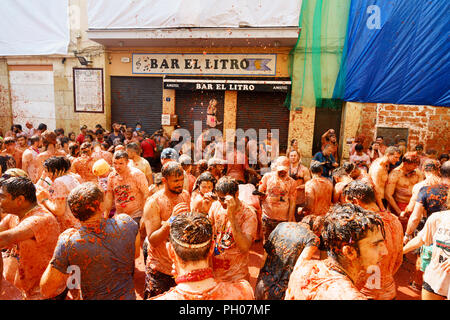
[236,91,290,152]
[111,76,162,135]
[175,90,225,139]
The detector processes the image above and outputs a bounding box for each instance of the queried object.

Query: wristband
[168,216,176,225]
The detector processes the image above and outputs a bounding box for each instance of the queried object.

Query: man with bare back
[21,135,41,183]
[104,150,149,224]
[368,146,402,211]
[141,161,190,299]
[302,160,333,217]
[385,152,423,226]
[71,142,98,183]
[36,131,66,179]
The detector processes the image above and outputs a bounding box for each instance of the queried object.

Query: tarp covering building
[0,0,70,56]
[87,0,302,28]
[334,0,449,107]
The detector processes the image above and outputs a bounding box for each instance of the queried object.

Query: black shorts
[422,281,446,298]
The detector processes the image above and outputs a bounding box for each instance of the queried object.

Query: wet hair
[37,123,47,131]
[355,143,364,152]
[43,156,71,175]
[310,160,323,174]
[161,161,184,179]
[193,171,217,192]
[215,176,239,196]
[385,146,400,156]
[80,142,92,154]
[95,128,104,135]
[343,180,376,204]
[59,137,69,147]
[68,182,104,222]
[126,142,141,153]
[301,214,325,237]
[342,161,355,174]
[113,150,129,160]
[321,203,385,260]
[42,130,57,146]
[55,128,65,136]
[69,142,80,157]
[196,159,209,175]
[29,135,40,145]
[423,159,440,172]
[439,153,449,161]
[1,177,37,204]
[440,161,450,178]
[401,152,420,165]
[3,137,15,145]
[169,212,213,262]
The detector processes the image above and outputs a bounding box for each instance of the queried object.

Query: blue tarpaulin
[334,0,450,107]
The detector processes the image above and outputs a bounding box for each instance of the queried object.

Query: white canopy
[88,0,301,29]
[0,0,69,56]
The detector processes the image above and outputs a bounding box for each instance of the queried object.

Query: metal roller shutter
[175,90,225,139]
[111,76,163,135]
[236,91,290,152]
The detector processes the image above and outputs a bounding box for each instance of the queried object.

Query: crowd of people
[0,121,448,301]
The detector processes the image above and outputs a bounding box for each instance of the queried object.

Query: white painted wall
[9,70,56,131]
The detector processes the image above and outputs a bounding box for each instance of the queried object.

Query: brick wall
[358,103,450,154]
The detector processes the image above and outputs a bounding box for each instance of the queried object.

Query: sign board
[163,78,291,93]
[376,127,409,147]
[162,114,177,126]
[133,53,277,76]
[73,68,104,113]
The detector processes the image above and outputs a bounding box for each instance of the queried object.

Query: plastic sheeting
[335,0,450,107]
[287,0,351,109]
[87,0,301,29]
[0,0,69,56]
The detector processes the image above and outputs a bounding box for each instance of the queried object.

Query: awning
[163,77,291,92]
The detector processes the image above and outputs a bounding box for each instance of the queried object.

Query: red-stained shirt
[360,211,403,300]
[285,259,367,300]
[208,201,257,282]
[152,279,254,300]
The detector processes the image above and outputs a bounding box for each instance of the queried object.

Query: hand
[225,195,238,216]
[36,187,50,203]
[172,202,189,217]
[203,192,216,203]
[403,234,412,245]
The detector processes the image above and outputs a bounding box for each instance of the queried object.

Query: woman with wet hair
[190,171,217,215]
[36,156,81,231]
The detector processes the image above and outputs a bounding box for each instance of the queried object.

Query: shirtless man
[368,146,402,211]
[258,156,297,243]
[332,163,354,204]
[104,150,149,224]
[285,203,388,300]
[141,162,190,299]
[92,142,113,165]
[0,177,60,300]
[15,134,28,164]
[303,160,333,216]
[402,159,441,220]
[2,138,19,169]
[343,181,403,300]
[126,142,153,185]
[71,142,98,183]
[385,152,423,225]
[36,131,66,179]
[151,212,254,300]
